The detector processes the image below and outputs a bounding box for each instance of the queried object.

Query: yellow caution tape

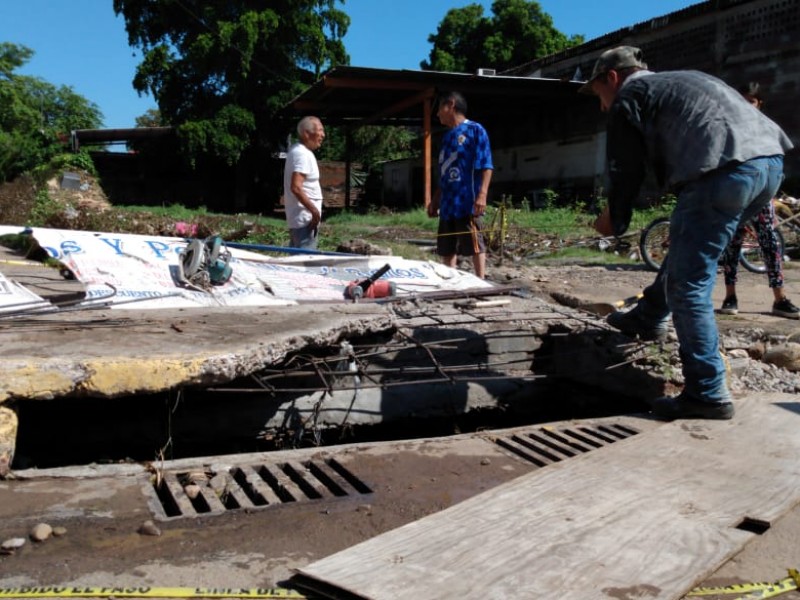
[0,587,306,599]
[0,259,48,267]
[688,568,800,599]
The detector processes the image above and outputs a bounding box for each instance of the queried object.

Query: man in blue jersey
[427,91,493,279]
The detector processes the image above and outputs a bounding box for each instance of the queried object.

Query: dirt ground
[2,174,800,597]
[0,259,799,598]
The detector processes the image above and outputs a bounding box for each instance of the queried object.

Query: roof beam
[321,76,431,91]
[359,87,436,126]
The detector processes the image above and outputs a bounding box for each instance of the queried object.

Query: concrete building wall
[507,0,800,197]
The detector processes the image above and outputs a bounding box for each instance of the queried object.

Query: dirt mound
[0,176,38,226]
[0,172,266,241]
[44,172,113,214]
[0,170,112,228]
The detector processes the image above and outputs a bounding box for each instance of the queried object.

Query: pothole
[8,318,658,472]
[10,379,647,471]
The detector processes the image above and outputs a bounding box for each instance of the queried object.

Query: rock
[1,537,26,554]
[335,239,392,256]
[763,342,800,372]
[184,484,201,500]
[0,406,18,480]
[30,523,53,542]
[186,470,208,483]
[726,349,749,359]
[52,526,67,537]
[137,520,162,537]
[748,341,767,360]
[209,473,228,493]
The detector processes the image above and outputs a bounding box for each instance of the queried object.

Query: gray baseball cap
[578,46,647,94]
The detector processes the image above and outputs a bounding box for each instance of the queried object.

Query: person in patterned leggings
[719,83,800,319]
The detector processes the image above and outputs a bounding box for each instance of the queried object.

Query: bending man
[585,47,793,420]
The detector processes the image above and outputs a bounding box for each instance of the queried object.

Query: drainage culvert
[147,457,372,521]
[9,311,662,472]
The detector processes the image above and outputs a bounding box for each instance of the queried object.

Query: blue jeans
[640,155,784,402]
[289,224,318,250]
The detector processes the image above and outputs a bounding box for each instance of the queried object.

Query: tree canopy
[114,0,350,168]
[422,0,584,73]
[0,42,102,182]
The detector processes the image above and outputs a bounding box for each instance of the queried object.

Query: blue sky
[1,0,700,129]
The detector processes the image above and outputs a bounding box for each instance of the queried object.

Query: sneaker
[772,297,800,319]
[606,305,669,341]
[719,295,738,315]
[650,393,735,421]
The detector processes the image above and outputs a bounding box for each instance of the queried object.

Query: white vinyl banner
[0,226,492,310]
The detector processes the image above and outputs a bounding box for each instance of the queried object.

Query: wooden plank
[294,393,800,600]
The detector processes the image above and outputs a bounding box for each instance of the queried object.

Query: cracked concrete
[0,304,397,402]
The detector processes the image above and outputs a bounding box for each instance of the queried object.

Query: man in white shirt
[283,116,325,249]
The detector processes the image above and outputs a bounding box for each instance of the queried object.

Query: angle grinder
[344,263,396,301]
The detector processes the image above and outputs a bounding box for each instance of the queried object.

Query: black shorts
[437,216,486,257]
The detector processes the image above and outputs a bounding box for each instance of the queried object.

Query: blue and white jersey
[438,119,493,220]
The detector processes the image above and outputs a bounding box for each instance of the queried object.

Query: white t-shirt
[283,142,322,229]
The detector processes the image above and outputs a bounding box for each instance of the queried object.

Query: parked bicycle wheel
[739,225,786,274]
[777,217,800,260]
[639,216,670,272]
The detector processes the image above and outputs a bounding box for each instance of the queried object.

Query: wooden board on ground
[293,393,800,600]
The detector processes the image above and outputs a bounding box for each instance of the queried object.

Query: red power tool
[344,263,396,301]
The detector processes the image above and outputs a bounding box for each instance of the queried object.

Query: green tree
[114,0,350,170]
[135,108,166,127]
[0,42,102,182]
[422,0,583,73]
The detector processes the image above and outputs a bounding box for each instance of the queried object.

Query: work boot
[606,303,669,341]
[719,295,738,315]
[649,392,735,421]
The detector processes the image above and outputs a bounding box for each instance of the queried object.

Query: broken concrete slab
[0,304,396,402]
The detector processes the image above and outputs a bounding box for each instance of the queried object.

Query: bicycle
[639,214,786,273]
[774,192,800,258]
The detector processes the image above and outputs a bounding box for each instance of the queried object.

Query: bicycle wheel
[639,216,671,272]
[778,220,800,260]
[739,225,786,274]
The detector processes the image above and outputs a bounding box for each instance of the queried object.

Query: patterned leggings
[721,200,783,288]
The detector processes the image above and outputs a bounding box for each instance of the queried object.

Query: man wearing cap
[583,46,793,420]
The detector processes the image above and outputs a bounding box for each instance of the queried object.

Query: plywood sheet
[294,394,800,600]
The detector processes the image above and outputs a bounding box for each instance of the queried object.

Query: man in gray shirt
[585,46,793,420]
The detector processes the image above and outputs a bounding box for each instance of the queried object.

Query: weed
[29,189,61,226]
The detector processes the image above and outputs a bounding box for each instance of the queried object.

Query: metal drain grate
[495,423,640,467]
[146,457,372,520]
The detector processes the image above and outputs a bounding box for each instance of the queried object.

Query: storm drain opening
[11,317,653,472]
[148,457,373,520]
[735,517,771,535]
[494,423,641,468]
